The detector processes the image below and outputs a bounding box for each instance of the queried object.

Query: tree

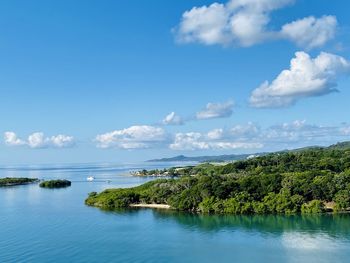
[301,200,325,214]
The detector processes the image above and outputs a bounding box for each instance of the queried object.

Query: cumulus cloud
[250,51,350,108]
[49,134,75,148]
[230,122,260,137]
[196,101,234,120]
[175,0,337,48]
[4,132,75,149]
[207,128,224,140]
[176,3,232,45]
[162,112,183,125]
[206,123,260,140]
[170,120,350,151]
[281,15,337,50]
[4,132,26,146]
[170,130,263,151]
[95,125,168,149]
[27,133,47,148]
[170,133,210,150]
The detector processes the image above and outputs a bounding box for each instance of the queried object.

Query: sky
[0,0,350,165]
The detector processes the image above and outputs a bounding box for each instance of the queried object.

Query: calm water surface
[0,163,349,263]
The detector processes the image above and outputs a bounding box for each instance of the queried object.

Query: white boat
[87,176,95,182]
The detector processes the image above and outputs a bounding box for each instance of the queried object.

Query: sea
[0,162,349,263]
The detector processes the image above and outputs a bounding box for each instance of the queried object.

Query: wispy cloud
[162,112,184,126]
[174,0,337,49]
[4,132,75,149]
[250,51,350,108]
[161,101,235,126]
[196,101,234,120]
[263,120,348,144]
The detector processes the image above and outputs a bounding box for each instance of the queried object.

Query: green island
[86,143,350,214]
[0,177,39,187]
[39,180,72,188]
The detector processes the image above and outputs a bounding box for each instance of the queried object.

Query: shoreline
[130,204,171,209]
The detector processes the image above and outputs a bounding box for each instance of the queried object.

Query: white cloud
[170,132,210,150]
[175,0,337,48]
[207,128,224,140]
[227,0,292,46]
[170,120,350,151]
[176,3,232,45]
[4,132,25,146]
[162,102,234,124]
[170,131,263,151]
[281,16,337,50]
[265,120,319,142]
[262,120,350,146]
[340,126,350,136]
[95,125,168,149]
[28,133,47,148]
[250,51,350,108]
[49,134,75,148]
[162,112,183,125]
[230,122,260,137]
[206,123,260,140]
[196,101,234,120]
[4,132,75,149]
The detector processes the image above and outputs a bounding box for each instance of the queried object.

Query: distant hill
[284,145,324,153]
[147,153,263,163]
[147,141,350,163]
[328,141,350,150]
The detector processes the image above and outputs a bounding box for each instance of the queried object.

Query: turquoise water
[1,164,350,263]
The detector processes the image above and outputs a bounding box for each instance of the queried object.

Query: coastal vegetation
[0,177,39,187]
[39,180,71,188]
[131,166,196,177]
[131,168,172,177]
[132,164,224,177]
[86,145,350,214]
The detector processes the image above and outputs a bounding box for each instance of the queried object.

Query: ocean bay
[1,164,349,263]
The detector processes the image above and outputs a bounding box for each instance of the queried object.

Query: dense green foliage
[86,147,350,214]
[39,180,71,188]
[0,177,38,186]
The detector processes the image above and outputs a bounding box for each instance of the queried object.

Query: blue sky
[0,0,350,165]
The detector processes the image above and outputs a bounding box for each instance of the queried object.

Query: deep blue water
[0,163,350,263]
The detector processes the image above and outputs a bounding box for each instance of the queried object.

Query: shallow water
[0,163,349,263]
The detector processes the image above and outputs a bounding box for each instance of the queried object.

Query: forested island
[39,180,71,188]
[0,177,39,187]
[86,143,350,214]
